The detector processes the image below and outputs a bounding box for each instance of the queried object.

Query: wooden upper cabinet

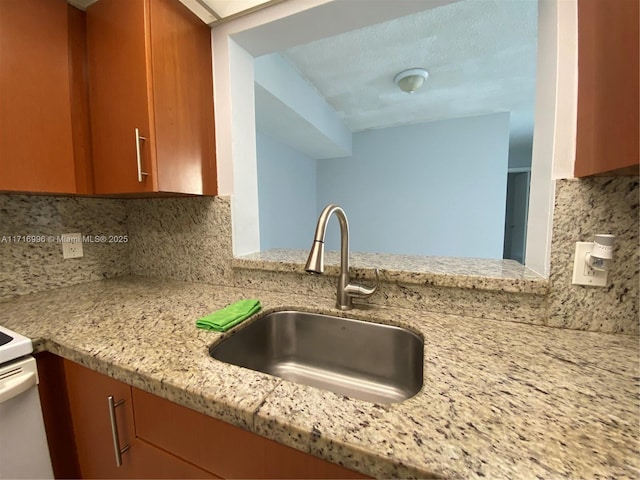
[0,0,93,194]
[86,0,217,195]
[574,0,639,177]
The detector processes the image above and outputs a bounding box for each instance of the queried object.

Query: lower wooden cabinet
[64,359,213,479]
[64,360,135,478]
[126,438,218,479]
[38,355,368,479]
[133,387,368,479]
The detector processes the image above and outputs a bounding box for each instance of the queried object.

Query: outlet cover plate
[572,242,607,287]
[61,233,83,259]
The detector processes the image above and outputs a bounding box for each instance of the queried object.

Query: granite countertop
[233,249,548,294]
[1,276,638,479]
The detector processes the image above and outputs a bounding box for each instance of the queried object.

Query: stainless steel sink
[209,311,423,403]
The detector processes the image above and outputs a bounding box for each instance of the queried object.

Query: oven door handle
[0,371,36,404]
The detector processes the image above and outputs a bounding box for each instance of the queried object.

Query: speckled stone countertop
[233,249,548,294]
[2,276,637,479]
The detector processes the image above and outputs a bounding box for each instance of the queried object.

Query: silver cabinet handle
[107,395,130,467]
[135,128,148,183]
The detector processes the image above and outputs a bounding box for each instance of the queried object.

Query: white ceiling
[69,0,537,151]
[255,83,352,159]
[275,0,538,145]
[179,0,279,24]
[67,0,278,24]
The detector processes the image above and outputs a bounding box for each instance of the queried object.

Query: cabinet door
[86,0,217,196]
[63,360,216,479]
[575,0,639,177]
[132,387,369,479]
[35,353,81,479]
[64,360,136,478]
[149,0,217,195]
[68,5,95,195]
[0,0,76,193]
[87,0,157,194]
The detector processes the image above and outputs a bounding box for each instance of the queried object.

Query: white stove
[0,325,54,479]
[0,324,33,364]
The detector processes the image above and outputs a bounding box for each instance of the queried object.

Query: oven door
[0,356,54,479]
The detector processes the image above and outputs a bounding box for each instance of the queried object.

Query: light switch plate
[61,233,83,259]
[572,242,607,286]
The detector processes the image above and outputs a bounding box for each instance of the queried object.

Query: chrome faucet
[305,204,378,310]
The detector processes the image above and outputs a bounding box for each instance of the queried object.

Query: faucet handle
[344,268,380,298]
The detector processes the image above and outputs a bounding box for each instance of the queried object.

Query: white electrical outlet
[572,242,607,286]
[61,233,83,259]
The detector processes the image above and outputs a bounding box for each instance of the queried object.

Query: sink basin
[209,311,423,403]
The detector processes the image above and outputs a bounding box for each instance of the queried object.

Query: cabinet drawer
[129,438,219,479]
[133,387,266,478]
[132,387,369,479]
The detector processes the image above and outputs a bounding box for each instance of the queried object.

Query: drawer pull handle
[135,128,148,182]
[107,395,130,467]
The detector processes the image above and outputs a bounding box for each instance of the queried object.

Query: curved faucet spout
[305,204,377,310]
[305,204,349,275]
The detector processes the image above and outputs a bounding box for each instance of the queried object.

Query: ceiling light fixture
[394,68,429,94]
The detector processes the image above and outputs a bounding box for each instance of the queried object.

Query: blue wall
[254,54,352,158]
[257,113,510,259]
[317,113,510,258]
[256,132,318,250]
[508,141,533,169]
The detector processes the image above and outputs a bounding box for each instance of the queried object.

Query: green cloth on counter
[196,299,261,332]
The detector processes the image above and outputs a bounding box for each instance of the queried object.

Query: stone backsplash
[0,195,130,301]
[127,196,233,286]
[1,176,638,334]
[547,177,639,334]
